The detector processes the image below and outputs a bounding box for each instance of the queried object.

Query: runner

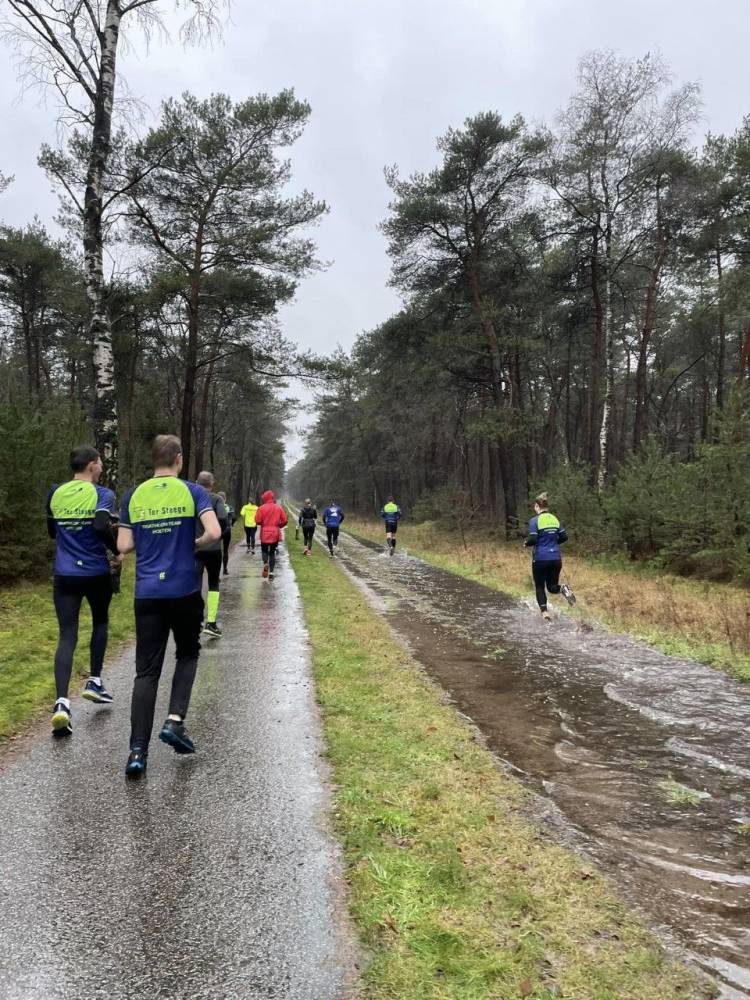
[217,491,236,575]
[240,496,259,553]
[254,490,288,579]
[298,498,318,555]
[381,496,402,555]
[322,499,344,557]
[46,445,120,737]
[524,492,575,621]
[118,434,221,777]
[195,471,228,638]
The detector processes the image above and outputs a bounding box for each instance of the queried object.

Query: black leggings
[53,574,113,699]
[261,542,278,572]
[532,561,562,611]
[302,526,315,546]
[221,532,231,571]
[196,550,222,591]
[130,591,203,750]
[244,526,257,549]
[326,526,339,551]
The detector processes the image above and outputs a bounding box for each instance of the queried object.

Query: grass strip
[345,518,750,684]
[0,564,136,740]
[288,541,712,999]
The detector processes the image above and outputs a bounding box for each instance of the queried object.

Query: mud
[336,532,750,999]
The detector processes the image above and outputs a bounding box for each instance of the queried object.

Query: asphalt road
[0,542,358,1000]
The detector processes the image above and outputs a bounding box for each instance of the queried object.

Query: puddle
[336,533,750,999]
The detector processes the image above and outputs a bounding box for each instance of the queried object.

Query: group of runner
[46,434,291,778]
[294,496,401,557]
[45,434,574,778]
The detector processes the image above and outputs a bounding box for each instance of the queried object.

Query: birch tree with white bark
[1,0,228,486]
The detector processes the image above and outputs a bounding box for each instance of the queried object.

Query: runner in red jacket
[254,490,288,579]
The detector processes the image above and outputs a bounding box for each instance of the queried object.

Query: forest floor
[345,518,750,684]
[288,537,714,999]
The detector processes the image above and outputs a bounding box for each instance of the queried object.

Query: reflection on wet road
[0,547,355,1000]
[337,532,750,1000]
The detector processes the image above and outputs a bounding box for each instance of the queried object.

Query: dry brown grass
[346,518,750,683]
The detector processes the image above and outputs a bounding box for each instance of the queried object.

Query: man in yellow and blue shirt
[524,492,575,620]
[380,496,401,555]
[118,434,221,778]
[46,445,120,736]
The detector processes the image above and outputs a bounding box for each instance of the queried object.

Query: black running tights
[532,560,562,611]
[302,526,315,547]
[261,542,278,572]
[53,574,112,699]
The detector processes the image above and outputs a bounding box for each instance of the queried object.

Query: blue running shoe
[159,719,195,754]
[51,700,72,737]
[125,749,147,778]
[82,679,113,704]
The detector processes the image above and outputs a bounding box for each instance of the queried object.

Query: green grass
[0,564,136,739]
[288,542,714,999]
[656,777,708,808]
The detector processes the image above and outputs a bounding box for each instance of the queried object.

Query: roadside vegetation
[0,566,135,741]
[289,542,714,999]
[344,518,750,684]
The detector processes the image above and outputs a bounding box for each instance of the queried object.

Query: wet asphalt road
[0,544,357,1000]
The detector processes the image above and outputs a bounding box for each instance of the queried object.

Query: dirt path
[334,531,750,1000]
[0,544,358,1000]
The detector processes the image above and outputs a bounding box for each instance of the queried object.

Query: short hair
[152,434,182,468]
[70,445,100,473]
[196,470,214,488]
[535,492,549,509]
[305,498,312,505]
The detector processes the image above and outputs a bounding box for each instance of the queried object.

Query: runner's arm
[558,524,568,544]
[118,524,135,555]
[196,508,221,549]
[93,509,119,554]
[46,491,56,539]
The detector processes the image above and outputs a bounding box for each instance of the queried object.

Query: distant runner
[298,499,318,555]
[524,492,575,621]
[240,497,259,553]
[322,500,344,557]
[118,434,221,777]
[217,491,236,575]
[254,490,288,579]
[381,496,401,555]
[46,445,120,737]
[195,471,228,638]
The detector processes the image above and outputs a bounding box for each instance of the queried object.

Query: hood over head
[261,490,275,503]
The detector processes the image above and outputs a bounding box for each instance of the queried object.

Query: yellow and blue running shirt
[47,480,116,576]
[120,476,212,599]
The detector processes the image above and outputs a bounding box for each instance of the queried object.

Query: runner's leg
[532,563,548,612]
[268,542,278,574]
[130,598,171,750]
[203,551,222,624]
[84,574,113,679]
[53,579,84,699]
[545,562,562,598]
[167,592,203,721]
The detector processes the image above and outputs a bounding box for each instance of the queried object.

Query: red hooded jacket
[254,490,288,544]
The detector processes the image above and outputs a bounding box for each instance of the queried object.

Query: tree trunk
[588,230,604,471]
[193,356,215,474]
[85,2,122,487]
[597,245,613,491]
[181,228,204,477]
[716,248,726,414]
[633,217,668,451]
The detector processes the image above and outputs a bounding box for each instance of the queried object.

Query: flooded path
[336,532,750,999]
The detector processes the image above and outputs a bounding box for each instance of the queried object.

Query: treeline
[0,7,324,583]
[289,51,750,581]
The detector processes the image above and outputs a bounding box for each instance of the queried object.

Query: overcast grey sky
[0,0,747,460]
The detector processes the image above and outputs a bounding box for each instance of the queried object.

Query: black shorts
[384,521,398,534]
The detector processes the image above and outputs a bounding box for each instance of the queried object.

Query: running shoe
[51,701,72,737]
[223,567,229,576]
[541,610,552,622]
[159,719,195,754]
[262,564,269,578]
[561,583,576,606]
[125,749,148,778]
[82,679,113,704]
[269,571,274,580]
[203,622,222,638]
